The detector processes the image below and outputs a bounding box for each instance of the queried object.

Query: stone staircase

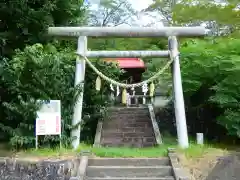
[99,107,157,147]
[85,158,175,180]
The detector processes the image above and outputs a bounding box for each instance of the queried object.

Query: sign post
[35,100,61,149]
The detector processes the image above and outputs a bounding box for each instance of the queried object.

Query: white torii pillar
[169,36,189,148]
[71,36,87,149]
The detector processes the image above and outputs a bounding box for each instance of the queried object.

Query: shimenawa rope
[81,52,175,89]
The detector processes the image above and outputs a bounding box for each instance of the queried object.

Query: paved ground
[205,153,240,180]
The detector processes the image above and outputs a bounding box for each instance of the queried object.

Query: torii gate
[48,26,206,149]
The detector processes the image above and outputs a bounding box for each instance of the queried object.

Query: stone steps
[101,138,155,146]
[109,115,150,119]
[100,107,156,147]
[86,166,172,177]
[108,107,149,111]
[85,158,175,180]
[104,119,152,125]
[87,178,175,180]
[103,123,152,129]
[101,136,155,142]
[88,158,170,166]
[101,142,156,147]
[101,131,155,138]
[102,127,153,133]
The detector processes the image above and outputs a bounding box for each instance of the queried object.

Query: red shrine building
[103,57,169,107]
[103,57,145,84]
[103,58,147,105]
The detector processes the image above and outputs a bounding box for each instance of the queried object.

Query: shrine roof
[103,58,145,68]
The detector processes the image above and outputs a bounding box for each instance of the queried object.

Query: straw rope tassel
[149,82,155,97]
[95,76,101,91]
[122,88,127,104]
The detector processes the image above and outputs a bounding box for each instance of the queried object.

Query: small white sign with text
[35,100,61,149]
[36,112,61,135]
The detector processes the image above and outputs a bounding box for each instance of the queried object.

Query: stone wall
[0,158,80,180]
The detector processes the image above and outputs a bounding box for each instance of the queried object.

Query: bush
[0,43,121,148]
[181,38,240,140]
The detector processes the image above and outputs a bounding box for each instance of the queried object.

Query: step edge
[87,165,172,168]
[86,177,175,179]
[88,158,169,160]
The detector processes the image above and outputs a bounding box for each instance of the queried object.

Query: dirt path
[205,152,240,180]
[179,150,240,180]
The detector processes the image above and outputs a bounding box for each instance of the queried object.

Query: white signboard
[35,100,61,149]
[36,112,61,135]
[37,100,61,114]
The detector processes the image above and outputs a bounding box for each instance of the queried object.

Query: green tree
[0,43,122,148]
[144,0,240,140]
[180,38,240,139]
[145,0,240,36]
[0,0,86,57]
[173,1,240,36]
[87,0,136,26]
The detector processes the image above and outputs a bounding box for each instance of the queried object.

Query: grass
[15,143,226,159]
[14,144,172,159]
[16,147,76,158]
[77,144,173,157]
[11,136,230,159]
[13,135,176,158]
[178,144,223,158]
[0,135,232,159]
